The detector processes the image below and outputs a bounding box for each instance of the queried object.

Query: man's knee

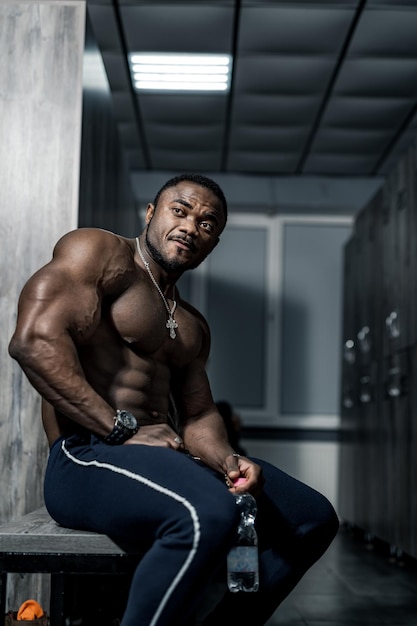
[297,495,339,560]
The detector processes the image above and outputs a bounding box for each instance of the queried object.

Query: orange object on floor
[17,600,44,621]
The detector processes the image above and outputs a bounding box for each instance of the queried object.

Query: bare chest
[107,282,203,366]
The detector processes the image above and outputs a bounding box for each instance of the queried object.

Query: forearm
[9,334,114,436]
[182,410,238,474]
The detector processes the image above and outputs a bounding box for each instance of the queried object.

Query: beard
[145,229,188,273]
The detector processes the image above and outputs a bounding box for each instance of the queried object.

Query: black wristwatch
[103,410,139,445]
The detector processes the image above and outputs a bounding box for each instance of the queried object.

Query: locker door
[382,160,409,355]
[353,212,367,532]
[365,194,384,540]
[381,350,411,554]
[339,236,358,523]
[355,203,381,534]
[409,345,417,559]
[408,145,417,348]
[394,157,410,351]
[380,181,397,358]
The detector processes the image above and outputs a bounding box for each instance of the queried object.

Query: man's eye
[173,207,184,215]
[201,222,213,232]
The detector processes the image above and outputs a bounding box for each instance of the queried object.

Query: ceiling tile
[86,1,417,181]
[232,94,319,125]
[229,126,309,152]
[146,125,224,150]
[228,152,300,174]
[120,5,234,52]
[311,128,392,154]
[238,6,355,54]
[138,94,228,124]
[351,8,417,57]
[303,153,379,174]
[234,56,336,95]
[334,58,417,97]
[321,96,413,129]
[241,0,360,4]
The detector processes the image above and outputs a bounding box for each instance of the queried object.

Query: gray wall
[1,0,137,612]
[1,0,85,522]
[0,0,86,609]
[175,215,352,509]
[280,223,351,416]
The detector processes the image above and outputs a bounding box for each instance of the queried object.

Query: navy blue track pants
[44,434,339,626]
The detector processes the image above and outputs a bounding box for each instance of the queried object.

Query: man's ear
[145,203,155,224]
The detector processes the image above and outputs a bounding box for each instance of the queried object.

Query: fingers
[125,424,184,449]
[224,455,264,496]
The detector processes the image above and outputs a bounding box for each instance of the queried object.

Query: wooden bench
[0,507,143,626]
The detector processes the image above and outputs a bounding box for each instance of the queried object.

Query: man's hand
[125,423,185,450]
[224,454,264,497]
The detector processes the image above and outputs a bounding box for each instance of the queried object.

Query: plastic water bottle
[227,492,259,592]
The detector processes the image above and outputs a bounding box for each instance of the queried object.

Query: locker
[408,145,417,348]
[379,350,410,554]
[353,198,383,534]
[338,237,358,523]
[339,139,417,555]
[355,363,379,535]
[408,344,417,558]
[381,159,410,356]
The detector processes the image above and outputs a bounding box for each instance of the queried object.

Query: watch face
[118,410,138,431]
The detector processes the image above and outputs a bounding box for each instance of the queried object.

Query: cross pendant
[166,316,178,339]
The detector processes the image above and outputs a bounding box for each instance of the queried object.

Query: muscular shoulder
[53,228,133,272]
[21,228,136,309]
[17,229,136,340]
[52,228,134,288]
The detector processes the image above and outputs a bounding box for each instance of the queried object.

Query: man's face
[145,181,226,273]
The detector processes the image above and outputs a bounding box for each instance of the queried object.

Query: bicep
[14,265,101,345]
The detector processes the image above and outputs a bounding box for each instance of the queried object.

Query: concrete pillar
[0,0,86,610]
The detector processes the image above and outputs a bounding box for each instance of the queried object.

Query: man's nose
[180,217,198,237]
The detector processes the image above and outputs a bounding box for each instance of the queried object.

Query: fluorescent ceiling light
[129,53,232,92]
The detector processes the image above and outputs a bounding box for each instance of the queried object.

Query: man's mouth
[170,237,197,253]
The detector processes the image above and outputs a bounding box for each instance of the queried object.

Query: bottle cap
[233,477,247,487]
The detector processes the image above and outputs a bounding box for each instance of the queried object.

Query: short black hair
[153,173,228,222]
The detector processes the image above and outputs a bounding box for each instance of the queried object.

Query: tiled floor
[266,525,417,626]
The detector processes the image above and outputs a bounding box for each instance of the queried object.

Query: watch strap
[103,411,139,445]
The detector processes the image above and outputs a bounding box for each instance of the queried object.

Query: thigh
[44,435,235,546]
[251,457,338,550]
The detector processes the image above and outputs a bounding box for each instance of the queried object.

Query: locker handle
[359,375,372,404]
[386,366,404,398]
[357,326,371,354]
[343,339,355,364]
[385,311,400,339]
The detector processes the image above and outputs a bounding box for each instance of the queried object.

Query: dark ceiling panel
[88,0,417,177]
[138,94,228,125]
[321,97,413,129]
[348,8,417,56]
[334,59,417,97]
[238,6,356,54]
[120,5,235,52]
[232,94,320,125]
[233,57,337,95]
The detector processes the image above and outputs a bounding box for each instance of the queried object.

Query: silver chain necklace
[136,237,178,339]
